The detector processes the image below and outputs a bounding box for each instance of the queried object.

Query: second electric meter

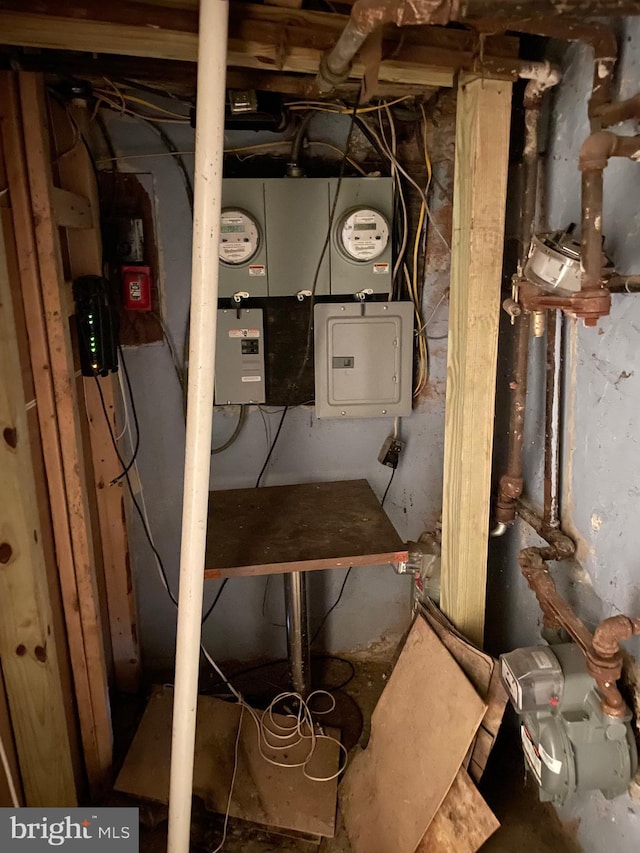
[338,208,389,262]
[219,209,260,265]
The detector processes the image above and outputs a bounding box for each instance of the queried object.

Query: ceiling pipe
[314,0,629,96]
[167,1,228,852]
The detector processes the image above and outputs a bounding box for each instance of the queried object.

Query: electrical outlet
[378,435,405,469]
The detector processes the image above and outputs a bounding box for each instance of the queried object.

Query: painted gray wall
[98,109,450,674]
[487,19,640,851]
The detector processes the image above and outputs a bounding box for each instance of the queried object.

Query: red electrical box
[121,265,152,311]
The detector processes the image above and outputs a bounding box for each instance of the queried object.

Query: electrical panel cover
[313,302,413,419]
[214,308,266,404]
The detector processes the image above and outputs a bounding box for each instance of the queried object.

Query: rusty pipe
[592,92,640,129]
[516,500,576,560]
[493,87,549,529]
[579,131,640,291]
[495,313,530,527]
[518,547,636,717]
[609,274,640,293]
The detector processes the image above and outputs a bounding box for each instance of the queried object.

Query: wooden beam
[0,196,77,807]
[0,71,108,795]
[0,3,521,88]
[17,71,113,791]
[50,98,141,695]
[51,187,93,230]
[440,75,512,647]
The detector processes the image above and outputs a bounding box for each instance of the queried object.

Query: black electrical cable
[212,405,247,455]
[255,405,289,488]
[93,374,178,609]
[110,345,140,485]
[204,654,356,694]
[310,567,353,646]
[381,467,396,508]
[138,117,194,214]
[93,369,226,626]
[202,579,229,624]
[293,93,363,399]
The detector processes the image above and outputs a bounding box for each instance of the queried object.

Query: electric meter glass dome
[339,208,389,262]
[219,209,260,265]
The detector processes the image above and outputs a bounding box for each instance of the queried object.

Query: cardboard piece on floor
[420,600,508,783]
[339,617,487,853]
[115,687,339,838]
[417,767,500,853]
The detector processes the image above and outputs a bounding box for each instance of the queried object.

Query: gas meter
[219,208,261,266]
[338,207,390,262]
[501,643,637,804]
[524,228,582,294]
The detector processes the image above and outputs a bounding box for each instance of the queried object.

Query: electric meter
[501,644,637,805]
[219,209,260,265]
[338,208,389,262]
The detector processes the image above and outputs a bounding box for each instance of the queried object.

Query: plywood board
[417,767,499,853]
[205,480,407,579]
[116,687,339,838]
[340,618,486,853]
[420,601,508,782]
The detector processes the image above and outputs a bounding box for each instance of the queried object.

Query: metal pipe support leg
[284,571,310,696]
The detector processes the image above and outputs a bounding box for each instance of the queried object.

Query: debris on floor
[339,614,501,853]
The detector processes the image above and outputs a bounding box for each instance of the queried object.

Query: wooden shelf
[204,479,407,579]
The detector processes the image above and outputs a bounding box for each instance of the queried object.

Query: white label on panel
[249,265,266,276]
[241,376,262,383]
[229,329,260,339]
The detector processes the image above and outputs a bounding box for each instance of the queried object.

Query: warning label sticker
[373,262,390,274]
[521,725,542,784]
[249,265,266,276]
[229,329,260,339]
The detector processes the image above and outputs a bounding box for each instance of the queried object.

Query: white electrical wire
[0,731,20,807]
[117,380,347,851]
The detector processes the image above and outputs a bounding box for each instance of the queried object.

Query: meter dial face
[339,208,389,262]
[219,209,260,265]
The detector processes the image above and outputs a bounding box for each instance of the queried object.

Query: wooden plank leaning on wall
[49,96,141,695]
[0,189,77,806]
[440,74,512,648]
[0,71,113,796]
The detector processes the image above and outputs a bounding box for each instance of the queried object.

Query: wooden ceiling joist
[0,1,520,91]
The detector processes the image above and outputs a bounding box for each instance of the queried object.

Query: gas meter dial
[338,208,389,263]
[219,209,260,266]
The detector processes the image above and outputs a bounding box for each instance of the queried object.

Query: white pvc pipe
[167,1,228,851]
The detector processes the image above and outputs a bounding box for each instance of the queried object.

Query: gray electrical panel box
[214,308,266,404]
[264,179,331,296]
[314,302,413,419]
[219,178,393,298]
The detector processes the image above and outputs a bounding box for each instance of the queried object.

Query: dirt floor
[112,652,583,853]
